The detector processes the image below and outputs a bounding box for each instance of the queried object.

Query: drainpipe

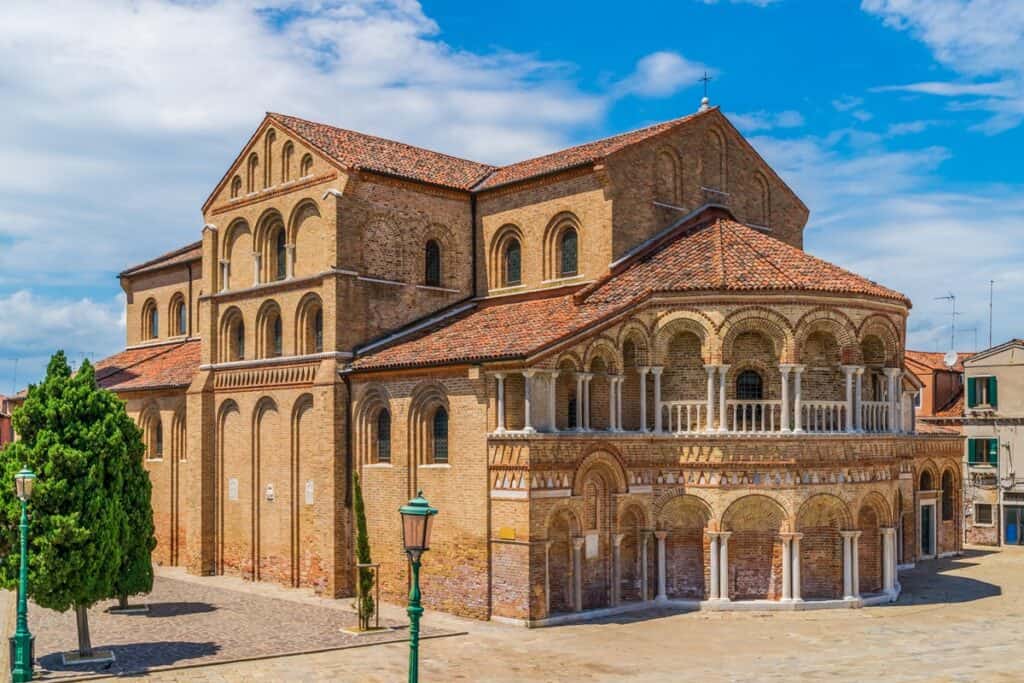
[342,371,353,508]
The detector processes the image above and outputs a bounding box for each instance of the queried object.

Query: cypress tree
[353,471,374,630]
[0,351,151,656]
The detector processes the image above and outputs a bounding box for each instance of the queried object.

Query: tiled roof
[915,422,962,435]
[581,214,909,305]
[269,113,496,191]
[120,241,202,278]
[473,111,707,190]
[353,209,909,371]
[934,391,964,419]
[905,350,972,373]
[94,340,200,392]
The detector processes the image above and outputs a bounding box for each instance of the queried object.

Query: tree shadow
[38,640,220,676]
[143,601,218,618]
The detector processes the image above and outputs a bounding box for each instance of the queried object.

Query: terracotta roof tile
[915,422,962,435]
[934,391,964,418]
[904,350,972,373]
[120,241,202,278]
[353,209,909,371]
[94,340,200,392]
[269,113,496,191]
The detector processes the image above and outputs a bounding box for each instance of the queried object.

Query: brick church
[92,100,962,623]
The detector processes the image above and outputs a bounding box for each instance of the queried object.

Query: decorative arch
[263,128,277,189]
[246,152,259,193]
[753,171,770,226]
[281,140,294,183]
[230,175,242,199]
[255,299,284,359]
[721,494,787,599]
[489,224,525,289]
[571,449,628,496]
[254,208,287,283]
[408,382,451,466]
[719,307,795,364]
[796,493,851,599]
[222,218,253,291]
[940,467,957,522]
[295,293,324,355]
[701,127,727,190]
[795,311,859,361]
[542,212,582,280]
[617,321,652,364]
[918,460,939,492]
[858,315,901,366]
[654,313,711,366]
[300,153,313,177]
[545,502,583,614]
[139,402,163,460]
[657,493,712,599]
[287,198,320,245]
[219,306,246,362]
[169,292,187,337]
[583,337,620,373]
[355,384,391,466]
[654,146,681,205]
[141,297,159,340]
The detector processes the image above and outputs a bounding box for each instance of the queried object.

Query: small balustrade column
[522,370,536,433]
[717,365,730,433]
[704,365,717,433]
[612,533,625,606]
[548,370,559,432]
[842,365,858,433]
[707,532,721,600]
[575,373,586,431]
[718,531,732,601]
[494,373,506,433]
[638,366,650,432]
[252,251,262,286]
[792,365,805,433]
[655,530,668,602]
[572,537,585,612]
[286,244,296,279]
[778,364,794,432]
[854,367,865,431]
[651,367,664,433]
[791,533,803,601]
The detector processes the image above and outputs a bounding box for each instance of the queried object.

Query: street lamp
[11,467,35,683]
[399,491,437,683]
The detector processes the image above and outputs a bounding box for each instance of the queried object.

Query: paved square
[83,546,1024,681]
[29,569,457,679]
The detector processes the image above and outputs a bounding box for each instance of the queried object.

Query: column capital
[840,529,859,539]
[778,363,799,373]
[572,537,585,550]
[579,372,594,380]
[653,530,668,540]
[717,363,731,372]
[717,531,733,541]
[703,364,718,375]
[491,372,506,380]
[544,539,554,550]
[522,369,538,378]
[219,258,230,265]
[638,365,651,375]
[650,366,664,376]
[841,364,861,375]
[548,369,560,379]
[612,533,626,547]
[882,367,903,377]
[779,532,803,541]
[790,363,806,374]
[880,527,897,538]
[855,366,865,376]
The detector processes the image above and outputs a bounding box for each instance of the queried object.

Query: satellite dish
[944,350,958,368]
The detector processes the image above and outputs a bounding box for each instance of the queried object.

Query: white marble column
[704,365,717,433]
[791,533,803,601]
[611,376,622,431]
[522,370,536,433]
[884,368,901,433]
[881,527,895,594]
[286,244,296,279]
[572,537,584,612]
[718,531,732,601]
[548,370,559,432]
[779,364,793,432]
[252,251,262,286]
[638,366,650,432]
[652,367,664,433]
[841,530,856,600]
[655,530,668,602]
[640,533,650,601]
[494,373,506,433]
[717,365,730,433]
[612,533,625,606]
[781,534,793,601]
[708,532,721,600]
[842,365,857,433]
[851,531,862,598]
[575,373,585,431]
[581,373,593,431]
[544,539,553,615]
[792,365,805,433]
[854,367,865,431]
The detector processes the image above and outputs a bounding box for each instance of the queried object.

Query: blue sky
[2,0,1023,391]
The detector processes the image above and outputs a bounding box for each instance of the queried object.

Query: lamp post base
[10,632,35,683]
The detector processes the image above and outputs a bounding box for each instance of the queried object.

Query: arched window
[271,314,283,357]
[229,318,245,361]
[559,228,578,277]
[919,470,933,491]
[143,300,159,340]
[424,240,441,287]
[275,228,287,281]
[300,153,313,177]
[154,420,163,459]
[230,175,242,199]
[432,408,449,464]
[314,309,323,353]
[264,129,276,189]
[247,153,259,193]
[504,238,522,286]
[941,471,954,520]
[736,370,763,400]
[171,295,187,336]
[376,409,391,463]
[281,141,294,183]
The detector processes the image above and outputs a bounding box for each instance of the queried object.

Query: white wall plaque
[585,531,599,559]
[265,483,275,501]
[228,478,239,501]
[305,480,314,505]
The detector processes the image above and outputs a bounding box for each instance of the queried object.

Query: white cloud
[832,95,864,111]
[614,51,713,98]
[862,0,1024,132]
[729,110,805,132]
[851,110,874,122]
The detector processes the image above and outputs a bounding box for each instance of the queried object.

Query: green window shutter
[988,438,999,465]
[988,376,998,408]
[967,378,977,407]
[968,439,977,464]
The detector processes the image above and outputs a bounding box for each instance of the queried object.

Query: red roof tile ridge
[94,339,197,382]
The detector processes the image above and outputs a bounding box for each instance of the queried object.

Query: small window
[736,370,763,400]
[230,175,242,199]
[272,315,283,357]
[247,153,259,193]
[281,142,294,183]
[425,240,441,287]
[432,408,449,464]
[968,438,999,466]
[376,410,391,463]
[913,392,921,408]
[560,228,578,277]
[172,297,187,336]
[233,320,246,360]
[968,376,997,408]
[275,229,287,281]
[919,470,933,491]
[504,239,521,286]
[567,396,577,430]
[975,504,993,525]
[314,309,323,353]
[941,471,954,521]
[150,419,163,460]
[144,302,159,340]
[300,153,313,177]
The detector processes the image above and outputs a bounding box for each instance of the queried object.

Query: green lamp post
[11,467,36,683]
[399,491,438,683]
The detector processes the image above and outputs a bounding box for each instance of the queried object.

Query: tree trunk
[74,604,93,657]
[118,594,128,609]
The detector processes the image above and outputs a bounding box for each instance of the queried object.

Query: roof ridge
[723,221,800,289]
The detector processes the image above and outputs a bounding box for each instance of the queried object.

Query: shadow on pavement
[142,602,218,618]
[38,640,221,677]
[894,553,1002,606]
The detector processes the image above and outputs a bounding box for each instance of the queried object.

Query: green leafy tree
[353,471,375,630]
[0,351,152,656]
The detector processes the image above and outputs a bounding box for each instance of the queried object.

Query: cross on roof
[700,72,713,98]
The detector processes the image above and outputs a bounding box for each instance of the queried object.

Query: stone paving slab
[26,574,457,680]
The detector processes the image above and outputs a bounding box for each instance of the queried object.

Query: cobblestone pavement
[27,568,456,680]
[77,545,1024,682]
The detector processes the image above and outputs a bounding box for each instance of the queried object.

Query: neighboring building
[906,350,971,435]
[29,102,962,622]
[962,340,1024,546]
[0,396,13,448]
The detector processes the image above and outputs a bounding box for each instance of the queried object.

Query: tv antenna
[958,325,978,352]
[934,292,959,351]
[988,280,995,349]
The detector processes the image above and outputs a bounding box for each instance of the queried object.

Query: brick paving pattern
[29,574,451,679]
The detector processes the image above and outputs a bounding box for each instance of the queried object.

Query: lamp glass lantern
[14,468,35,502]
[399,491,437,561]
